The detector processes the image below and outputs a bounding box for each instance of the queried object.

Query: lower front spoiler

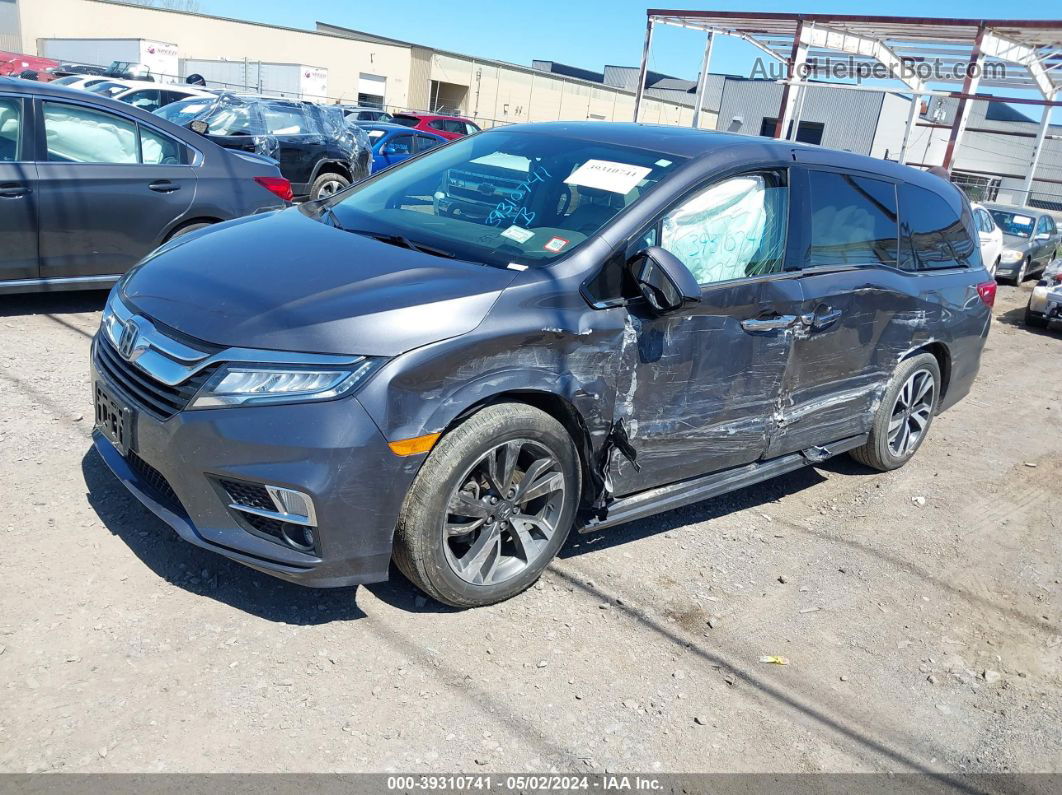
[92,431,391,588]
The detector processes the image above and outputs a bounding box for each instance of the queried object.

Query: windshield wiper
[318,208,457,259]
[345,228,456,259]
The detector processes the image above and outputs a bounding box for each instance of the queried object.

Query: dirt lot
[0,282,1059,775]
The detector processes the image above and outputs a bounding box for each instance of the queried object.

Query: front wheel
[850,353,940,472]
[393,403,580,608]
[1010,258,1029,285]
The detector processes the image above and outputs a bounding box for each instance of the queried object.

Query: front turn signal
[388,433,441,457]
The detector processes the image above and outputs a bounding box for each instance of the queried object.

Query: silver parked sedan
[985,203,1062,285]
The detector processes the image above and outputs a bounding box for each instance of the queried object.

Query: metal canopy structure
[634,10,1062,196]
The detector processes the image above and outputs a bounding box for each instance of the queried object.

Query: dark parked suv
[90,122,995,607]
[0,78,290,295]
[156,94,372,200]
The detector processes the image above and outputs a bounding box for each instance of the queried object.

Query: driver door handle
[741,314,799,332]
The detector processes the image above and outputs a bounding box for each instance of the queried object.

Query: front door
[0,95,39,283]
[34,99,195,279]
[608,169,800,497]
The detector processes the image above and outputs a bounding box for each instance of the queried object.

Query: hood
[1002,234,1034,250]
[121,208,517,357]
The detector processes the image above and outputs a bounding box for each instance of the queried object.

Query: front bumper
[90,346,417,588]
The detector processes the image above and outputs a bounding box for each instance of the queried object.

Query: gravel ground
[0,282,1059,775]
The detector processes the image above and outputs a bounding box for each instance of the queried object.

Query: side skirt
[577,433,868,534]
[0,274,120,295]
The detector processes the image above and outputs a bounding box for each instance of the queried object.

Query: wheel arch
[311,159,353,183]
[440,389,597,510]
[163,216,223,242]
[902,341,951,403]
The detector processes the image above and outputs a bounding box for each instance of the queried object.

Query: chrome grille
[94,336,214,420]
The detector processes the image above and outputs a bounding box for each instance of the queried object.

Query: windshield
[989,210,1035,238]
[327,129,683,268]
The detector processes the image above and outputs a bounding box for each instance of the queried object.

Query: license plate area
[94,381,135,456]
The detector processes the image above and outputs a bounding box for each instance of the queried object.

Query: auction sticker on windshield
[500,225,535,244]
[564,159,651,194]
[544,236,569,253]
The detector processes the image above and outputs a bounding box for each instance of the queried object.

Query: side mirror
[1035,232,1051,241]
[628,247,701,314]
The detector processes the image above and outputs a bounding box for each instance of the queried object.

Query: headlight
[1000,249,1024,263]
[190,359,380,408]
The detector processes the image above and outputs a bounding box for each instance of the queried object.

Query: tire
[1010,258,1029,285]
[850,353,941,472]
[310,171,349,200]
[1025,305,1048,328]
[393,402,580,608]
[167,222,212,241]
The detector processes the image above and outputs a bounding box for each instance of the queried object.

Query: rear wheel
[1025,303,1048,328]
[850,353,940,472]
[167,222,212,241]
[310,172,349,200]
[393,403,580,608]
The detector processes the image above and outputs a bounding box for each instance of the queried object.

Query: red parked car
[391,111,480,140]
[0,51,60,81]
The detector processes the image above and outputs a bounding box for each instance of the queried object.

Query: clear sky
[192,0,1061,84]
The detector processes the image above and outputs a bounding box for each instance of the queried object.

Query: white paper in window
[661,176,767,284]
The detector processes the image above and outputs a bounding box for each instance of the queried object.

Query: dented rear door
[765,166,905,457]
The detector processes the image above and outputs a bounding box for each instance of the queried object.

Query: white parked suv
[86,78,213,113]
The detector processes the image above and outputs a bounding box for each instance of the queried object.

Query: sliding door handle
[741,314,798,332]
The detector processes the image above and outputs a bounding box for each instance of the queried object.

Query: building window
[759,117,824,145]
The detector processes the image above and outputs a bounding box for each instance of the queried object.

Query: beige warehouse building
[5,0,718,129]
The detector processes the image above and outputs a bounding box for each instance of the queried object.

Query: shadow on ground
[0,290,107,319]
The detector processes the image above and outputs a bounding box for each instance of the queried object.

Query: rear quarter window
[898,183,979,271]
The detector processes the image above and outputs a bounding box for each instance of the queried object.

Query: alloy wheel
[1017,259,1028,283]
[887,369,936,457]
[443,439,566,586]
[316,179,345,199]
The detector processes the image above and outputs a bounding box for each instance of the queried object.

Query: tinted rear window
[807,171,899,266]
[899,184,978,270]
[391,114,419,127]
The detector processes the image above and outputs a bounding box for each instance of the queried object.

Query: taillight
[254,176,293,202]
[976,281,996,308]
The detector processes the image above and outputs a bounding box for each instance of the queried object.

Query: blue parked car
[360,122,446,172]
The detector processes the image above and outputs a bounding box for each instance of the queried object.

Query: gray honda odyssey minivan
[91,122,995,607]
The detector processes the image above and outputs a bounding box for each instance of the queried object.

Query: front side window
[0,98,20,162]
[260,103,313,136]
[807,171,898,267]
[659,172,788,286]
[329,129,683,269]
[43,102,137,164]
[382,134,414,155]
